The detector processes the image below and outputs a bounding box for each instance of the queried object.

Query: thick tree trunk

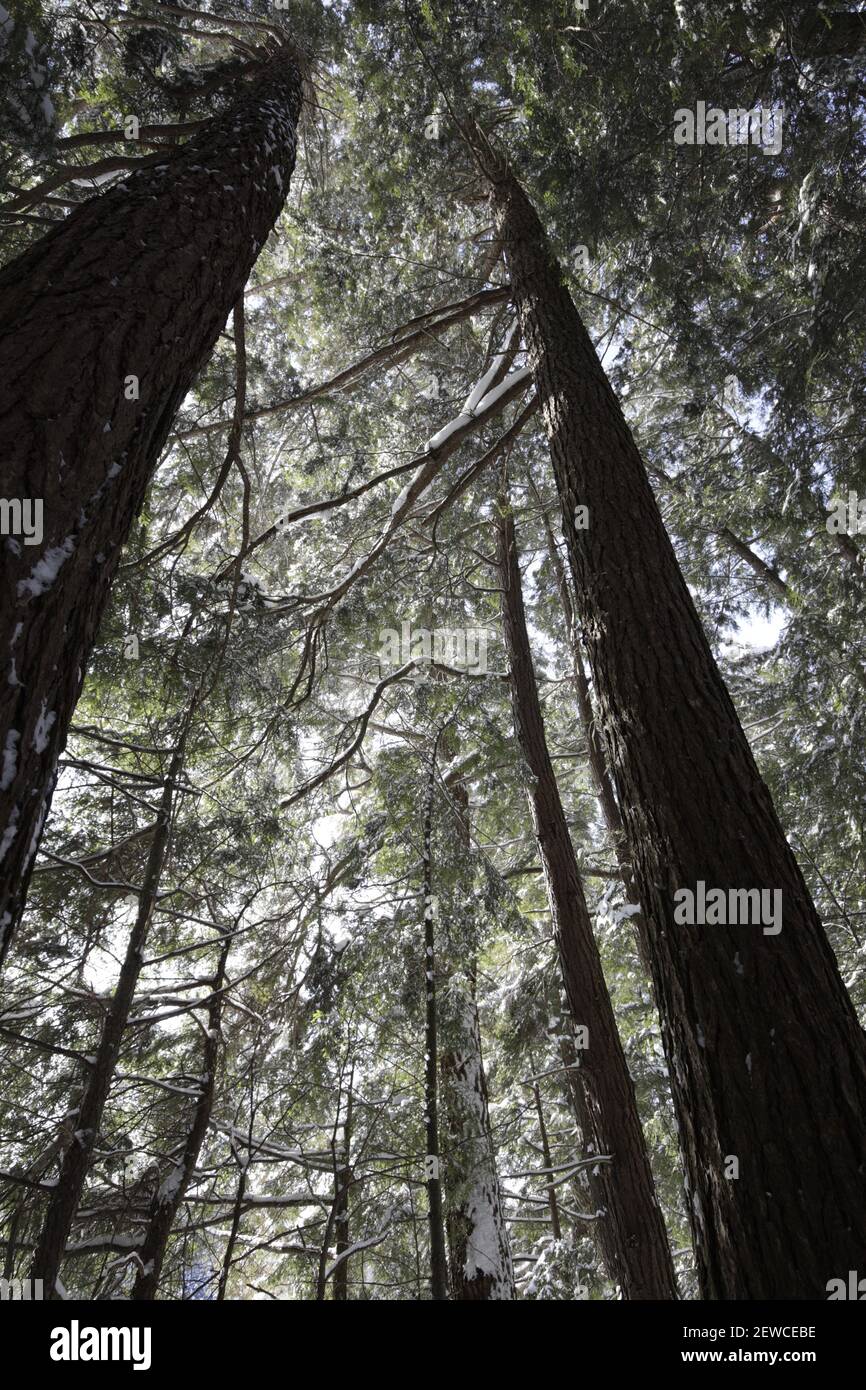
[0,50,303,968]
[131,924,232,1300]
[497,502,677,1300]
[30,702,194,1296]
[477,129,866,1298]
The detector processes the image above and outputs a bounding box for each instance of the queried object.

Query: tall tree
[497,497,677,1301]
[474,123,866,1299]
[0,42,304,967]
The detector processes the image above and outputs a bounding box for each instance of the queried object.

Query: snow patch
[0,806,19,864]
[0,729,19,790]
[18,535,76,597]
[32,703,55,754]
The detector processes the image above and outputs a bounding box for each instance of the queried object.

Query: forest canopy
[0,0,865,1306]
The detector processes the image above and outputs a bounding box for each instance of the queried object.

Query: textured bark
[497,504,677,1301]
[31,703,194,1296]
[540,493,672,1004]
[131,926,233,1300]
[477,131,866,1299]
[0,50,303,968]
[534,481,649,964]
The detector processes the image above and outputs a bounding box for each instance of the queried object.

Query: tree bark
[0,49,303,969]
[476,128,866,1299]
[30,696,196,1296]
[497,502,677,1301]
[533,477,651,969]
[216,1164,248,1302]
[439,773,515,1300]
[441,984,515,1299]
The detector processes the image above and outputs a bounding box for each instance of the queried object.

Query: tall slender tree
[497,497,677,1301]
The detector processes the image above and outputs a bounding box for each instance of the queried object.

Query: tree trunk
[332,1083,353,1302]
[441,983,515,1300]
[439,771,515,1300]
[476,128,866,1298]
[532,477,651,968]
[30,698,195,1296]
[529,1063,561,1241]
[216,1165,248,1302]
[497,500,677,1300]
[131,923,233,1300]
[422,742,449,1300]
[0,50,303,969]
